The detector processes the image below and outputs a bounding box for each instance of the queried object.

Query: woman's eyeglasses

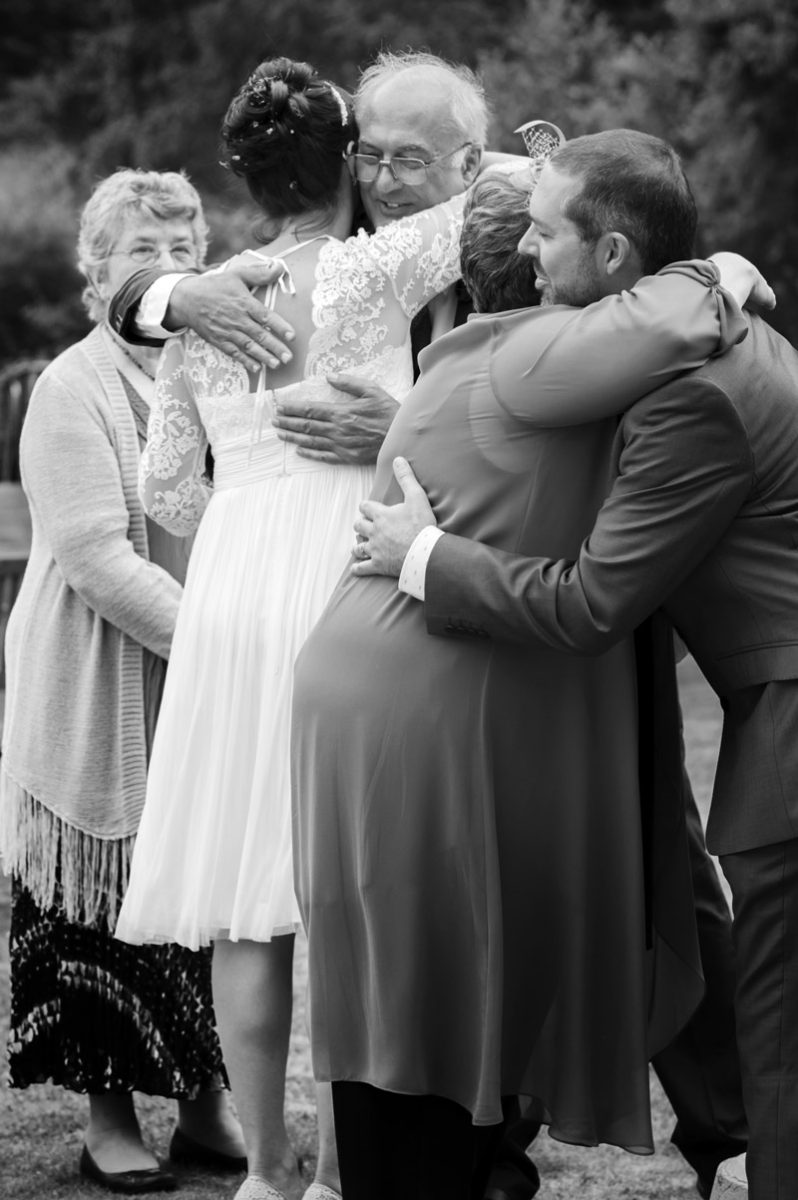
[346,142,472,186]
[109,244,197,267]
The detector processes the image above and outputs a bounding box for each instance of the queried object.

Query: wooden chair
[1,358,48,690]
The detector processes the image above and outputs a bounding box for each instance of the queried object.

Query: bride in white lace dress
[115,56,492,1200]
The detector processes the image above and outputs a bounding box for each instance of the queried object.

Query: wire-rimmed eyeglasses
[108,244,197,267]
[346,141,472,185]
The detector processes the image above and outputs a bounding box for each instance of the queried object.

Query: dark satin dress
[292,304,706,1150]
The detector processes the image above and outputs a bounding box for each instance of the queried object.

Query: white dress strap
[245,238,335,460]
[247,257,297,462]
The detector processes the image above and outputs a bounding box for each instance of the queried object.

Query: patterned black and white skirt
[7,878,227,1096]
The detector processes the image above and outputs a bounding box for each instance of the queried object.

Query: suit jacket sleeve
[108,267,178,346]
[424,377,753,652]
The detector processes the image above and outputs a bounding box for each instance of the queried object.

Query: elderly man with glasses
[268,50,488,457]
[109,51,488,457]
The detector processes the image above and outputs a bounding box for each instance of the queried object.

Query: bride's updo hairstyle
[221,57,356,229]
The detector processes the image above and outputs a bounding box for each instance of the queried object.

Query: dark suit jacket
[425,313,798,855]
[410,280,473,378]
[108,267,193,346]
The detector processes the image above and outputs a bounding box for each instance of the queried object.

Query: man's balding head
[352,51,487,227]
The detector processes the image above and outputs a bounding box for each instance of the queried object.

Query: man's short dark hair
[550,129,698,275]
[460,174,540,314]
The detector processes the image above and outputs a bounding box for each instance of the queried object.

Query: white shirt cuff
[136,273,190,338]
[398,526,445,601]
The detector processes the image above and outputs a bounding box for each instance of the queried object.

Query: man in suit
[353,127,792,1200]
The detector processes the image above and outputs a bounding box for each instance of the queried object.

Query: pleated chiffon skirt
[116,437,374,950]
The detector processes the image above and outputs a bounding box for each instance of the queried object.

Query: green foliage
[0,144,89,360]
[0,0,796,360]
[482,0,798,340]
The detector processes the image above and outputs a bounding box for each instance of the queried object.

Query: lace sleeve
[139,336,211,535]
[367,194,466,318]
[493,261,749,427]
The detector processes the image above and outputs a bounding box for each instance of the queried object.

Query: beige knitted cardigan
[0,326,183,923]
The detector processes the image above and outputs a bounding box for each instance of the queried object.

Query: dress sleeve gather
[365,194,466,319]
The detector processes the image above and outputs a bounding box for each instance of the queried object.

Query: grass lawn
[0,656,725,1199]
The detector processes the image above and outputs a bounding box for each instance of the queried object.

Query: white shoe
[235,1175,287,1200]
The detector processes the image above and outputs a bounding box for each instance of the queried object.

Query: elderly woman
[0,169,245,1194]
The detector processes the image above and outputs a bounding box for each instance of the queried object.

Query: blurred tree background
[0,0,795,362]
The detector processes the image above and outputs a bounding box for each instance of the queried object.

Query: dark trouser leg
[720,838,798,1200]
[651,775,747,1194]
[483,1097,541,1200]
[331,1081,506,1200]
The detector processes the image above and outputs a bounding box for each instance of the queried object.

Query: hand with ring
[166,260,297,373]
[351,457,437,578]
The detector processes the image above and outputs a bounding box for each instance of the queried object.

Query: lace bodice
[139,196,466,534]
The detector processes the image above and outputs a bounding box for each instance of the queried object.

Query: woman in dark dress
[291,173,753,1199]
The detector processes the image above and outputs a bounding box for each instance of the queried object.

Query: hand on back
[710,252,776,313]
[272,374,399,465]
[167,259,297,372]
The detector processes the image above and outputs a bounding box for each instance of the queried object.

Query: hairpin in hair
[245,73,273,110]
[327,84,350,127]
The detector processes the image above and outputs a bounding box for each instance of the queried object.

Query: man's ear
[461,143,482,185]
[595,231,641,281]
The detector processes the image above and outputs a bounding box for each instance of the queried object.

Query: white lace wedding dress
[115,198,464,949]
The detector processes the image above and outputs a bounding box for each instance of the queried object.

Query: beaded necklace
[104,324,159,389]
[114,337,157,381]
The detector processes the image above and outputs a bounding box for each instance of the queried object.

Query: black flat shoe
[79,1145,178,1194]
[169,1126,247,1173]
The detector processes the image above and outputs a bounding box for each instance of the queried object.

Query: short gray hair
[77,168,209,323]
[355,50,490,147]
[460,174,539,314]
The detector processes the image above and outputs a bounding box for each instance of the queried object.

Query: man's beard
[538,250,603,308]
[545,278,603,307]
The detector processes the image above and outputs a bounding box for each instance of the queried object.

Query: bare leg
[85,1093,158,1172]
[213,935,303,1199]
[176,1087,247,1157]
[307,1082,341,1196]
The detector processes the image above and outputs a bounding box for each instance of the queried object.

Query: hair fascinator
[506,120,566,193]
[514,120,566,165]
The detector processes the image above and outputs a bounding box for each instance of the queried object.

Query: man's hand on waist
[272,374,399,465]
[352,456,437,577]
